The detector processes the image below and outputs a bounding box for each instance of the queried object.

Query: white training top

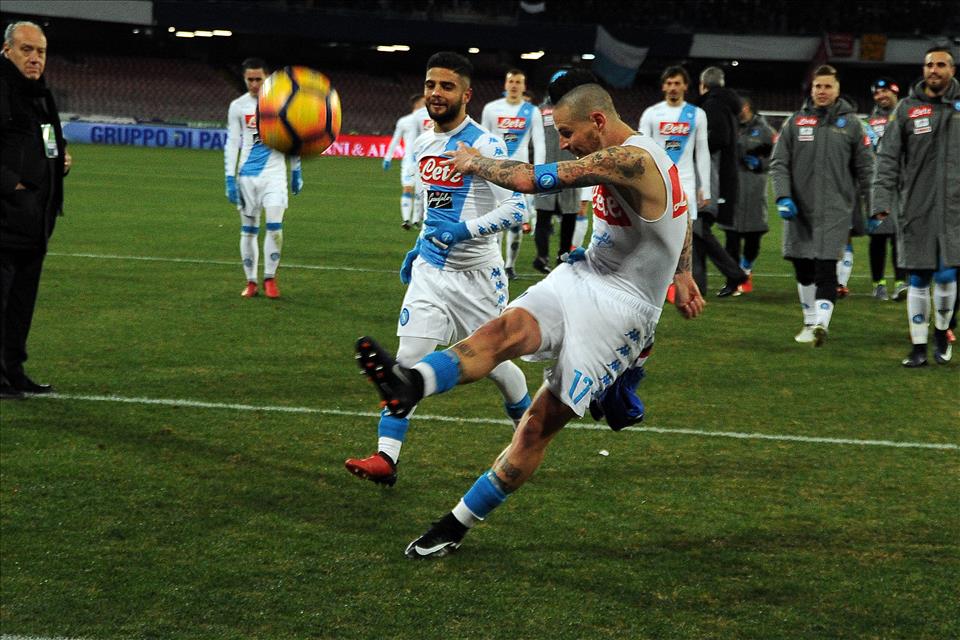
[586,134,689,307]
[481,98,546,164]
[638,100,710,218]
[414,116,525,271]
[384,105,433,166]
[224,93,296,180]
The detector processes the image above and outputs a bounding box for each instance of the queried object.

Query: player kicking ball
[356,83,703,558]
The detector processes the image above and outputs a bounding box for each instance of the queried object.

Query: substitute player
[344,52,531,487]
[383,93,431,230]
[355,83,704,558]
[873,47,959,366]
[481,69,546,279]
[224,57,302,299]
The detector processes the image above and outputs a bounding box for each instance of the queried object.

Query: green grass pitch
[1,144,957,640]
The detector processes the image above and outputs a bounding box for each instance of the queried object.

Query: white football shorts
[397,258,509,344]
[508,262,661,416]
[237,174,288,215]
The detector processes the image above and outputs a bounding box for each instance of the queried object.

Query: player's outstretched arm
[442,142,645,193]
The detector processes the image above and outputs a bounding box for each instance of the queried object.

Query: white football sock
[240,217,259,282]
[400,192,413,223]
[263,207,285,279]
[836,246,853,287]
[487,360,529,407]
[378,437,402,464]
[798,283,816,326]
[815,299,835,329]
[412,192,424,224]
[907,285,929,345]
[933,280,957,331]
[453,499,482,527]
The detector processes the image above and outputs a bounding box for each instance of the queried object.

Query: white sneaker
[795,325,815,343]
[813,324,828,347]
[873,283,889,301]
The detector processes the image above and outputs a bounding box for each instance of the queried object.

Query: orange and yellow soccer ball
[257,66,341,156]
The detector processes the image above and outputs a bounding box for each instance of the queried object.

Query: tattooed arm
[671,215,704,319]
[442,142,646,193]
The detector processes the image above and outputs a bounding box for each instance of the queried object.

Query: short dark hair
[242,57,268,73]
[426,51,473,82]
[925,45,956,65]
[548,68,599,104]
[813,64,839,80]
[409,93,424,107]
[506,68,525,78]
[660,65,690,86]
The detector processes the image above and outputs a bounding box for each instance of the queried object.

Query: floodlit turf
[1,144,957,640]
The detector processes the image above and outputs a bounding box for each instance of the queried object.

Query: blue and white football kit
[510,135,689,416]
[481,98,546,273]
[384,105,432,225]
[370,116,531,467]
[639,101,710,220]
[224,92,300,283]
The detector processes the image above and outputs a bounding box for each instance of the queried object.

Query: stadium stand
[47,54,238,125]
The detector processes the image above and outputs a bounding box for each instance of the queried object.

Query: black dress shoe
[12,376,54,394]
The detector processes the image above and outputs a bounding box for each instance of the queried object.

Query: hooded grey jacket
[873,77,960,269]
[770,97,874,260]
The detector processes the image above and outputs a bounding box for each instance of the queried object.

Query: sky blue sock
[462,470,508,519]
[420,350,461,393]
[504,394,531,421]
[377,410,409,441]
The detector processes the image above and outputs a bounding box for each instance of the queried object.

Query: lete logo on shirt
[497,116,527,131]
[659,122,690,136]
[419,156,463,187]
[592,184,631,226]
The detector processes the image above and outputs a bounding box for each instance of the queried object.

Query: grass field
[1,143,957,640]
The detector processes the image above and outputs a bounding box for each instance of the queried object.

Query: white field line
[23,392,959,452]
[47,251,886,282]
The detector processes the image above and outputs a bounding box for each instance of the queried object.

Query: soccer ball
[257,66,341,156]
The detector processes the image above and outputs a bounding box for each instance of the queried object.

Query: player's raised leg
[346,336,438,486]
[356,308,541,418]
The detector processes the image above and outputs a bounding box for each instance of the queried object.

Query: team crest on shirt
[592,185,631,226]
[422,119,435,132]
[244,114,257,129]
[419,156,463,187]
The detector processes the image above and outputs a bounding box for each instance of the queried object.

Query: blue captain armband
[533,162,561,193]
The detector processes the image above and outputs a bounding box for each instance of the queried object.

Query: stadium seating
[47,54,238,125]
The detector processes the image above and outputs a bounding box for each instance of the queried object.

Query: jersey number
[568,369,594,404]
